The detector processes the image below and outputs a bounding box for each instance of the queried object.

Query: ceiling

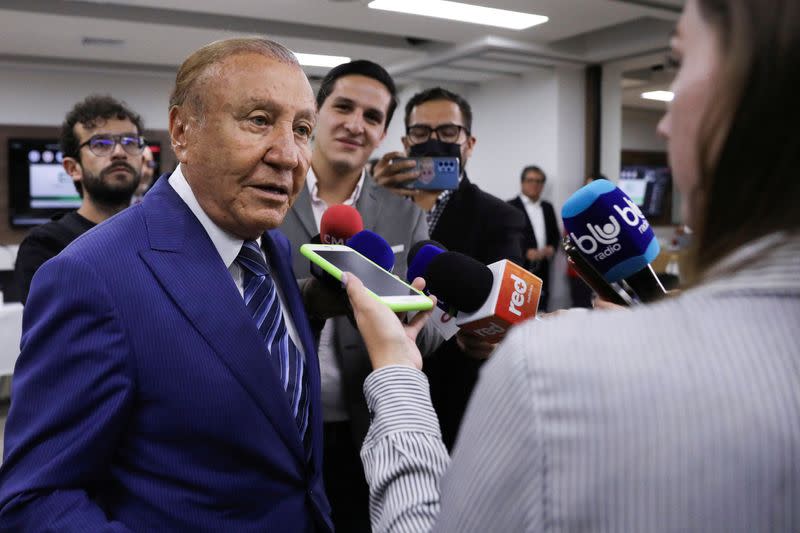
[0,0,682,105]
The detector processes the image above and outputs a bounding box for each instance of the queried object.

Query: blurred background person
[508,165,560,311]
[344,0,800,530]
[13,94,144,304]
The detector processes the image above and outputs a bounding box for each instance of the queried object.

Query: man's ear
[62,157,83,189]
[463,134,476,160]
[401,136,411,153]
[169,106,190,164]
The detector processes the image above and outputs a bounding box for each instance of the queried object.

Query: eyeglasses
[406,124,469,144]
[79,134,146,157]
[523,178,546,185]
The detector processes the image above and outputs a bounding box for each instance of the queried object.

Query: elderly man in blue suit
[0,37,332,532]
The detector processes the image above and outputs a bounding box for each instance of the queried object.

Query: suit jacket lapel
[287,184,318,239]
[356,176,381,231]
[139,179,305,462]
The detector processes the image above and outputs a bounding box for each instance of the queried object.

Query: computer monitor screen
[7,138,161,226]
[618,165,671,219]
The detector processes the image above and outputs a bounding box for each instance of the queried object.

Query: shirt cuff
[363,365,441,440]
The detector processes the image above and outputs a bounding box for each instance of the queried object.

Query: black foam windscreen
[425,251,493,313]
[407,239,447,267]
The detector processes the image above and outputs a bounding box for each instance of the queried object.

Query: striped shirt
[362,232,800,532]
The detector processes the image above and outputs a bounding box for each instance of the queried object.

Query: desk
[0,303,23,376]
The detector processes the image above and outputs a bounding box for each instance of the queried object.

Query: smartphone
[300,244,434,312]
[394,157,459,190]
[562,236,632,306]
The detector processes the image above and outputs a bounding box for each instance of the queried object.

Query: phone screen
[314,249,416,297]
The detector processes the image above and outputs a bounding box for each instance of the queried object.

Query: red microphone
[320,205,363,244]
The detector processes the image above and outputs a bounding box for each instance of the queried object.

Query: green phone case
[300,244,433,313]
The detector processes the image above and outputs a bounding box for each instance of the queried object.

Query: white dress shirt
[168,166,304,356]
[519,194,546,249]
[305,166,366,422]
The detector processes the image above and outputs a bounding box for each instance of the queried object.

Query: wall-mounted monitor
[7,138,162,227]
[618,165,672,220]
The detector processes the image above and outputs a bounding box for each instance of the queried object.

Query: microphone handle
[623,264,667,303]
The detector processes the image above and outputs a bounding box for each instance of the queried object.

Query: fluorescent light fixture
[641,90,674,102]
[368,0,548,30]
[293,53,350,68]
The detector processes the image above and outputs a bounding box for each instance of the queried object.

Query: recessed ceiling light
[367,0,548,30]
[641,90,674,102]
[294,53,351,68]
[82,37,125,46]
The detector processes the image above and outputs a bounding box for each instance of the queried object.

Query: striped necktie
[236,240,310,452]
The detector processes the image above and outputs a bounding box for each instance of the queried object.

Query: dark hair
[316,60,398,130]
[404,87,473,133]
[687,0,800,282]
[520,165,546,183]
[60,95,144,160]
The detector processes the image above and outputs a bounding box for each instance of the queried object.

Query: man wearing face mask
[373,87,525,449]
[13,95,144,304]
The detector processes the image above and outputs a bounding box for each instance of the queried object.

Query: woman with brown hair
[340,0,800,531]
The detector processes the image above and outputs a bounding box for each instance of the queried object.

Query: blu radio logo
[570,197,650,260]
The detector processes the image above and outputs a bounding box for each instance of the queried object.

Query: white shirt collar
[520,194,541,207]
[306,166,366,207]
[168,165,252,269]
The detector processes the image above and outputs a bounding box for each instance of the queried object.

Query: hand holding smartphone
[393,157,460,190]
[300,244,433,312]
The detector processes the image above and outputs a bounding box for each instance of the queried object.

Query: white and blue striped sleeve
[361,365,450,533]
[361,333,541,533]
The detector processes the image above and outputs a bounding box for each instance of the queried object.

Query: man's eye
[295,125,312,138]
[250,116,268,126]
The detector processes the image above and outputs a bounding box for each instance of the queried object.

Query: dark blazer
[507,195,560,273]
[508,195,560,311]
[280,175,429,445]
[431,176,525,265]
[426,176,526,449]
[0,177,332,532]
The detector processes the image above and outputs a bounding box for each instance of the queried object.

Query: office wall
[622,107,666,151]
[0,63,173,129]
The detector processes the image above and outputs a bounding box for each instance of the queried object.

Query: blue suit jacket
[0,178,332,532]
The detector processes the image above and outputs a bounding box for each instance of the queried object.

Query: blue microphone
[562,179,666,302]
[407,243,445,283]
[346,230,394,272]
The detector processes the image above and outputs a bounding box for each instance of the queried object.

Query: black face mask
[408,139,462,171]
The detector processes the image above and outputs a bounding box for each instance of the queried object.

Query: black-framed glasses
[79,134,145,157]
[406,124,469,144]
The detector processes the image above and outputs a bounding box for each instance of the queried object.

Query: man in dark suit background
[0,37,332,532]
[508,165,561,311]
[373,87,525,449]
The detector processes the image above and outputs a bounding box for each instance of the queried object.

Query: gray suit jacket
[280,175,431,444]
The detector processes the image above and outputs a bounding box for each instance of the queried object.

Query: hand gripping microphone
[424,252,543,343]
[562,179,667,303]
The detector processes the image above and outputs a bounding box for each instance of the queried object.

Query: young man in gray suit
[279,60,429,532]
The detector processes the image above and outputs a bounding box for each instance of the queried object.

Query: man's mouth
[253,183,289,196]
[336,138,362,147]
